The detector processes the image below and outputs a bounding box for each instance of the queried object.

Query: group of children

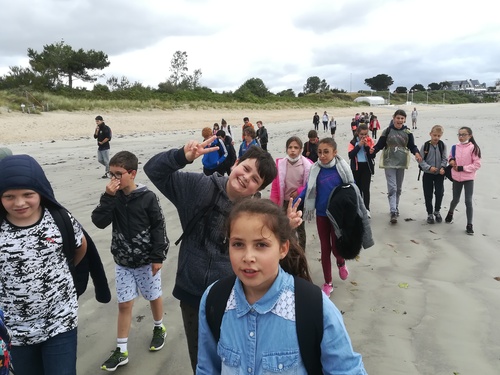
[0,107,483,374]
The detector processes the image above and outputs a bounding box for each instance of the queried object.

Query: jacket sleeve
[462,150,481,173]
[321,295,368,375]
[440,144,448,168]
[144,148,192,206]
[407,133,420,155]
[269,160,281,205]
[347,142,359,160]
[418,144,431,171]
[372,130,387,154]
[146,193,169,263]
[196,285,221,374]
[91,193,117,229]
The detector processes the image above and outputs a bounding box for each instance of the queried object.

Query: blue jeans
[97,149,110,172]
[10,328,77,375]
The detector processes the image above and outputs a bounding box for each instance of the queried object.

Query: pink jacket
[450,142,481,182]
[270,156,313,206]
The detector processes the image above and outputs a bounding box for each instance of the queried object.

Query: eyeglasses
[106,170,133,179]
[457,133,469,137]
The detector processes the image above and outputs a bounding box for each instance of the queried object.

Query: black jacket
[91,184,169,267]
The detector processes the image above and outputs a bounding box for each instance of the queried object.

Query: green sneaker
[149,324,167,351]
[101,348,128,371]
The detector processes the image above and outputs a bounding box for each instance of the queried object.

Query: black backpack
[206,275,323,374]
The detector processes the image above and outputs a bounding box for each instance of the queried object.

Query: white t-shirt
[0,208,82,345]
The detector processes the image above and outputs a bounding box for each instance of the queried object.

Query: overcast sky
[1,0,498,94]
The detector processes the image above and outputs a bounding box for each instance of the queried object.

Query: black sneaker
[427,214,435,224]
[390,212,398,224]
[445,212,453,223]
[149,324,166,351]
[101,348,128,371]
[434,212,443,223]
[466,224,474,235]
[101,174,108,179]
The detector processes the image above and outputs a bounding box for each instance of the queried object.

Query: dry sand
[1,103,499,375]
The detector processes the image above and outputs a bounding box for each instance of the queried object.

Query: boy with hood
[92,151,169,372]
[0,154,87,375]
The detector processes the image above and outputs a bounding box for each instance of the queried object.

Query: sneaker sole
[150,331,167,351]
[101,357,129,371]
[150,342,165,351]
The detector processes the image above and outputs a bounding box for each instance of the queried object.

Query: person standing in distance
[94,115,112,179]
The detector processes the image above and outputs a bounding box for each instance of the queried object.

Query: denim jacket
[197,268,367,375]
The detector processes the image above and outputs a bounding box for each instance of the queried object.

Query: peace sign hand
[184,135,219,162]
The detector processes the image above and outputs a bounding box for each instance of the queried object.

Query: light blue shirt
[196,268,367,375]
[356,140,367,162]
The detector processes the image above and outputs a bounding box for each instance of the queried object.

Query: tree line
[0,41,495,100]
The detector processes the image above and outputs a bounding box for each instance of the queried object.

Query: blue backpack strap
[294,276,323,375]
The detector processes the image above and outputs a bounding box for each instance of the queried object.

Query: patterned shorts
[115,264,162,303]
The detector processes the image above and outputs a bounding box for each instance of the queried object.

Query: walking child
[418,125,447,224]
[369,115,381,139]
[144,137,302,371]
[370,109,422,223]
[92,151,169,372]
[0,155,87,375]
[296,138,354,297]
[302,129,319,162]
[270,136,313,251]
[348,124,376,217]
[238,127,260,159]
[329,116,337,137]
[196,199,367,374]
[444,127,481,235]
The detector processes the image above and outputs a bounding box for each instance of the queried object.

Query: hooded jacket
[449,142,481,182]
[91,184,169,268]
[144,148,234,307]
[0,154,111,303]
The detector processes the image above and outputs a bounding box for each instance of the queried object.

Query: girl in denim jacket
[196,199,367,375]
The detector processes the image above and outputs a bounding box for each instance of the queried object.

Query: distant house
[448,79,487,93]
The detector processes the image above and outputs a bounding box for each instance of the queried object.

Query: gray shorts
[115,264,162,303]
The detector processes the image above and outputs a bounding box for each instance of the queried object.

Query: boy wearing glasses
[92,151,169,372]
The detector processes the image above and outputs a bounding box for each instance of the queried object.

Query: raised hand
[184,135,220,162]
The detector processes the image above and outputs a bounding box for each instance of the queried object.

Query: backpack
[206,275,323,375]
[417,140,445,180]
[48,207,111,301]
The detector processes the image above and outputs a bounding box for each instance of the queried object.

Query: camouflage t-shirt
[0,209,82,345]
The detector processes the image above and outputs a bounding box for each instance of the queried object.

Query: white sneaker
[366,210,371,219]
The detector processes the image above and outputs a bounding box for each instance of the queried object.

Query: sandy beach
[1,103,499,375]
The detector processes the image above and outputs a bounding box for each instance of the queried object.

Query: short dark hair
[216,130,226,137]
[238,146,277,190]
[110,151,138,170]
[307,130,318,139]
[393,109,407,118]
[95,115,104,121]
